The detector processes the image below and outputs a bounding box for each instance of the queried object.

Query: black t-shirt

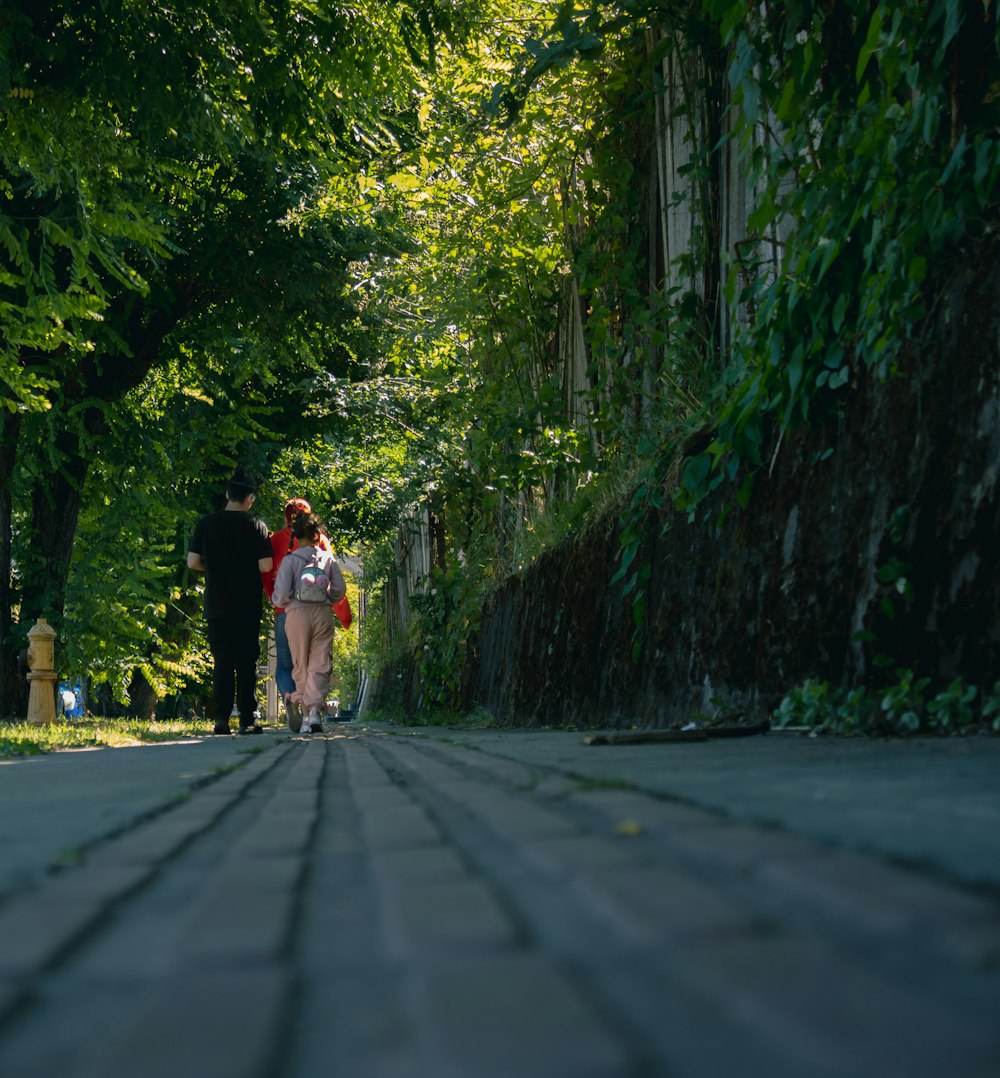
[189,510,272,621]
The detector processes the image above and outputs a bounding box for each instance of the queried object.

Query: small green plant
[572,776,637,793]
[772,678,836,731]
[983,681,1000,732]
[774,672,998,737]
[833,687,879,735]
[875,556,915,623]
[926,679,978,732]
[54,846,87,868]
[205,762,242,779]
[879,669,931,733]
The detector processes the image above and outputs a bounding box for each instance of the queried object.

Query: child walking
[271,513,347,733]
[261,497,333,705]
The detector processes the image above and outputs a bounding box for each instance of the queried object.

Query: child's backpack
[290,549,334,603]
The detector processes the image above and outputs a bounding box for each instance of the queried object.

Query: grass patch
[0,716,215,758]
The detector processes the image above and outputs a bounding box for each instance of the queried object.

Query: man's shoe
[306,709,323,734]
[211,725,232,736]
[238,723,262,735]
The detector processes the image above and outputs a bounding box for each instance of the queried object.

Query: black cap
[226,468,258,500]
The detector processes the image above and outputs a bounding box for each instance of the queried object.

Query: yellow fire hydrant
[26,617,58,725]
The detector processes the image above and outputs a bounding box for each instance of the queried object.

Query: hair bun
[284,497,311,524]
[291,511,323,541]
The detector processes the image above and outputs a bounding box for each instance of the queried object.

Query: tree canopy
[0,0,467,712]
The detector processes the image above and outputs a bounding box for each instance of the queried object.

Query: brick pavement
[0,727,997,1077]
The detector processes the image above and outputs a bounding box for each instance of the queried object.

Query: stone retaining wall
[459,245,1000,726]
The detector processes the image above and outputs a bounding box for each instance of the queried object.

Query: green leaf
[831,294,848,334]
[940,132,968,185]
[856,6,884,84]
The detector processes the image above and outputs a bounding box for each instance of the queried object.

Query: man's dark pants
[206,616,261,727]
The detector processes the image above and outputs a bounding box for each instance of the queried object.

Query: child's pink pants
[285,604,335,710]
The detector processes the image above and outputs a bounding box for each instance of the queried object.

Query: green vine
[680,0,1000,511]
[409,564,486,710]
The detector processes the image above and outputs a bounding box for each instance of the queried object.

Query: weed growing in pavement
[54,846,87,868]
[205,762,242,779]
[572,776,638,793]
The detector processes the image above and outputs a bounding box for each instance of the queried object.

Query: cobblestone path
[0,730,997,1077]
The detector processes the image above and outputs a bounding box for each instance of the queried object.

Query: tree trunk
[14,303,181,696]
[0,410,26,718]
[126,668,159,722]
[21,421,97,632]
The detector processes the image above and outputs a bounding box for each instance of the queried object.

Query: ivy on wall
[606,0,1000,669]
[681,0,1000,510]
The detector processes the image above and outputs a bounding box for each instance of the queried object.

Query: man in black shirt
[187,472,273,735]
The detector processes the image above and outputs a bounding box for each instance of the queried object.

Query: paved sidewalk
[0,737,272,895]
[0,725,997,1077]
